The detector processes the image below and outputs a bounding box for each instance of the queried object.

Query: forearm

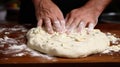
[32,0,52,8]
[84,0,111,15]
[32,0,52,3]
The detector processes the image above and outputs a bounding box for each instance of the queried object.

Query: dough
[26,27,110,58]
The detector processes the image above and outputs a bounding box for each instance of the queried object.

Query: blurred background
[0,0,120,24]
[0,0,20,23]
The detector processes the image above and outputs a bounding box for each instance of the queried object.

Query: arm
[65,0,111,33]
[84,0,111,16]
[33,0,65,34]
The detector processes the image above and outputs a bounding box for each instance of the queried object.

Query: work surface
[0,23,120,64]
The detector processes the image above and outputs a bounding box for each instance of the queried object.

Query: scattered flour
[12,52,25,57]
[25,47,54,60]
[102,44,120,53]
[4,32,10,34]
[106,32,120,44]
[0,25,54,60]
[0,36,54,60]
[0,36,18,44]
[8,44,26,50]
[0,28,6,32]
[102,33,120,54]
[0,44,26,54]
[0,25,28,33]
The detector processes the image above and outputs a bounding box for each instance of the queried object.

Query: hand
[34,0,65,34]
[65,6,99,33]
[65,0,111,33]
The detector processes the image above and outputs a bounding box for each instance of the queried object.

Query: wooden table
[0,23,120,66]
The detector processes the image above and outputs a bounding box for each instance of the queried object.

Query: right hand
[34,0,65,34]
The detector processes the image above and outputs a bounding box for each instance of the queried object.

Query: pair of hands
[35,0,99,34]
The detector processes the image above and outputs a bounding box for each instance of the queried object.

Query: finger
[59,19,66,33]
[67,18,80,33]
[87,23,96,33]
[57,15,66,33]
[57,18,66,33]
[77,21,86,33]
[37,19,43,27]
[44,18,54,34]
[61,20,66,32]
[53,20,62,32]
[50,16,62,33]
[65,14,69,22]
[65,14,74,29]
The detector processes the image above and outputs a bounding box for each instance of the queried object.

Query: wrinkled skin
[34,0,65,34]
[33,0,111,34]
[65,6,98,33]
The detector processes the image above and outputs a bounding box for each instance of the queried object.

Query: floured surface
[27,27,110,58]
[0,24,55,61]
[0,23,120,63]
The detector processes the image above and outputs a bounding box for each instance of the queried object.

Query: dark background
[0,0,120,23]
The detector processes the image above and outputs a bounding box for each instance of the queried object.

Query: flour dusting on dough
[27,27,110,58]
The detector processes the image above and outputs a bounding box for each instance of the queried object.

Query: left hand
[65,6,100,33]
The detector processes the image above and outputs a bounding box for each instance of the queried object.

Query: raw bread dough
[27,27,110,58]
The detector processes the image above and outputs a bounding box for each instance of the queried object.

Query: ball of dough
[26,27,110,58]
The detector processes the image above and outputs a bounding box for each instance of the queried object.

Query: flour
[0,28,6,32]
[0,44,26,54]
[0,42,54,60]
[0,25,28,33]
[0,36,18,44]
[102,33,120,54]
[12,52,26,57]
[25,47,54,60]
[8,44,26,50]
[4,32,10,34]
[106,32,120,44]
[102,44,120,54]
[0,25,54,60]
